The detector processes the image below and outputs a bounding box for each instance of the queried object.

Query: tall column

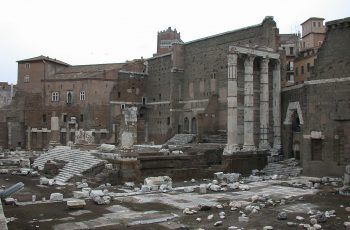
[223,53,240,155]
[272,60,281,155]
[27,127,31,150]
[259,58,270,150]
[243,55,256,151]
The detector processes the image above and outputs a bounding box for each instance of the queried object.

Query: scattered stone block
[40,177,49,185]
[77,182,89,189]
[296,216,304,221]
[4,197,16,205]
[207,214,214,220]
[89,190,104,198]
[214,221,222,226]
[73,191,88,199]
[184,187,194,193]
[67,199,86,209]
[238,216,249,222]
[199,184,207,194]
[209,184,221,192]
[196,217,201,222]
[287,222,297,227]
[144,176,172,188]
[141,185,151,192]
[214,172,224,180]
[277,211,287,220]
[344,222,350,229]
[263,226,273,230]
[50,193,63,201]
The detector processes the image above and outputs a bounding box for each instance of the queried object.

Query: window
[167,117,170,125]
[80,91,85,101]
[313,21,316,27]
[318,21,321,27]
[159,93,161,100]
[80,114,84,122]
[42,114,47,123]
[118,92,121,98]
[289,47,294,55]
[24,75,30,83]
[121,104,125,109]
[295,67,298,76]
[142,97,146,105]
[301,66,304,75]
[63,114,67,122]
[52,92,59,102]
[66,91,73,104]
[25,63,30,69]
[307,63,310,72]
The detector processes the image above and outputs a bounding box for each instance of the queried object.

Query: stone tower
[156,27,183,55]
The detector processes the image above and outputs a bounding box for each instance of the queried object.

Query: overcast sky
[1,0,349,84]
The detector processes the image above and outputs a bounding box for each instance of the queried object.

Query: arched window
[191,117,197,134]
[66,91,73,104]
[184,117,189,134]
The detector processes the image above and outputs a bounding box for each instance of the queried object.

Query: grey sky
[1,0,349,84]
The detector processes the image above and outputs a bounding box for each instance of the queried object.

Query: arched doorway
[191,117,197,134]
[184,117,189,134]
[293,141,300,160]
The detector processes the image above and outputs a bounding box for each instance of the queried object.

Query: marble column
[27,127,31,150]
[272,60,281,154]
[259,58,270,150]
[223,53,240,155]
[243,55,256,151]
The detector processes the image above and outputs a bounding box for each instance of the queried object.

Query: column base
[270,145,281,156]
[242,145,257,152]
[259,142,271,150]
[223,144,240,155]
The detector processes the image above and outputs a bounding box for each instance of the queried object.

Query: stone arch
[283,102,304,125]
[191,117,197,134]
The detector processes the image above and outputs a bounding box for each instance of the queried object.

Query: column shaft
[223,53,239,155]
[243,55,256,151]
[259,58,270,150]
[272,60,281,154]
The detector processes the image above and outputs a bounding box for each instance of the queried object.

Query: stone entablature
[224,46,281,156]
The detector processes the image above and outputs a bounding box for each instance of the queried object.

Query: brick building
[282,17,350,176]
[1,17,281,155]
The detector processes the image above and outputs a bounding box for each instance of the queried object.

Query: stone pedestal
[49,116,60,147]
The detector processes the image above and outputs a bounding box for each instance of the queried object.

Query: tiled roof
[51,63,124,79]
[17,55,70,66]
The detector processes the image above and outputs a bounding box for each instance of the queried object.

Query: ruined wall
[281,18,350,177]
[146,54,174,143]
[144,17,279,144]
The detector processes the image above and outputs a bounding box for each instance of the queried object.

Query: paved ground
[1,174,350,230]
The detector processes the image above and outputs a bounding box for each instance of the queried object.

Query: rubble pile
[263,158,303,177]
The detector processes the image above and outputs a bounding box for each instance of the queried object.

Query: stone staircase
[33,146,105,184]
[262,158,303,177]
[166,134,196,146]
